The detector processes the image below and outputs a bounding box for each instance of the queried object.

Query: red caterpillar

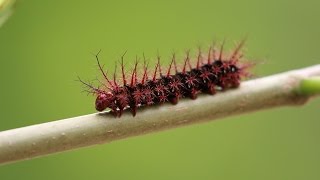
[79,40,252,117]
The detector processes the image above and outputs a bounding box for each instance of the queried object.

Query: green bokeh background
[0,0,319,179]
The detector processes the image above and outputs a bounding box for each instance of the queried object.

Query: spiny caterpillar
[79,40,252,117]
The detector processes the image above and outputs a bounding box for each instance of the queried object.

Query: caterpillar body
[79,40,252,117]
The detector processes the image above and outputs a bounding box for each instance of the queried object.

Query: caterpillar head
[95,92,114,111]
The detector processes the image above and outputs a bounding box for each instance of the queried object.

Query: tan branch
[0,65,320,165]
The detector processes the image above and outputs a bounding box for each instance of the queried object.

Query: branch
[0,65,320,165]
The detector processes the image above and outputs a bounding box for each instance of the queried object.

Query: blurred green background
[0,0,319,179]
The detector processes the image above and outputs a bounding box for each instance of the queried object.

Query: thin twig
[0,65,320,165]
[0,0,16,28]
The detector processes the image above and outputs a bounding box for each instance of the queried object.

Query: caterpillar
[79,40,252,117]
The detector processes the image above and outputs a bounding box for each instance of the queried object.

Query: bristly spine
[79,40,253,117]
